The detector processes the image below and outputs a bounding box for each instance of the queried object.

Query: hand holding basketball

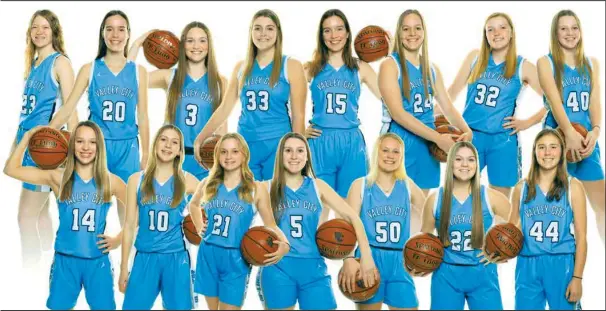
[580,128,598,158]
[339,257,361,294]
[358,254,379,289]
[263,239,290,265]
[132,29,159,47]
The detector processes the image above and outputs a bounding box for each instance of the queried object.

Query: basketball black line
[241,242,261,266]
[315,237,357,247]
[244,233,276,254]
[183,226,200,244]
[409,239,445,256]
[357,47,389,53]
[30,150,68,154]
[317,224,357,235]
[404,249,432,272]
[494,226,523,250]
[404,246,444,261]
[488,231,514,258]
[30,136,69,150]
[147,38,179,59]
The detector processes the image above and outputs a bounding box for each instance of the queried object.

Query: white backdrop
[0,1,604,310]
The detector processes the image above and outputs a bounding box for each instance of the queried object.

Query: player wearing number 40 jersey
[420,142,510,310]
[4,121,126,310]
[447,12,545,197]
[50,10,150,186]
[504,129,588,310]
[127,22,228,181]
[120,125,201,310]
[187,133,289,310]
[339,133,426,310]
[194,9,307,181]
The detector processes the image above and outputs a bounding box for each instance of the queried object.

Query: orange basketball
[434,114,449,128]
[354,25,389,63]
[241,226,280,266]
[556,122,589,163]
[143,30,180,69]
[403,233,444,274]
[199,134,222,170]
[28,127,69,170]
[338,258,381,302]
[484,223,524,260]
[60,130,71,142]
[182,208,208,245]
[429,125,463,162]
[316,219,357,259]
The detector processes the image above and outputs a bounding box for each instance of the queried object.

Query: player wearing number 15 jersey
[509,129,587,310]
[447,13,545,196]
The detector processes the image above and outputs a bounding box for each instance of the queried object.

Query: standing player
[193,9,307,181]
[379,9,473,196]
[419,141,511,310]
[4,121,126,310]
[339,133,426,310]
[128,22,228,180]
[49,10,150,223]
[502,129,587,310]
[188,133,290,310]
[119,125,200,310]
[304,9,384,198]
[537,10,604,244]
[11,9,78,267]
[447,12,545,198]
[256,132,379,310]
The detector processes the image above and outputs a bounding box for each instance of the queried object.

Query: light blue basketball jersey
[171,70,215,148]
[55,173,111,258]
[310,63,361,129]
[543,54,593,130]
[203,183,257,248]
[463,54,525,133]
[360,179,411,250]
[238,55,292,142]
[19,52,63,130]
[274,177,323,258]
[519,178,576,256]
[434,186,494,265]
[88,58,139,140]
[134,174,187,253]
[382,52,436,131]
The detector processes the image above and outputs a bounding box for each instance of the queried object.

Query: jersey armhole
[283,55,290,83]
[133,61,140,89]
[567,176,573,209]
[167,68,177,89]
[251,187,258,215]
[432,187,441,218]
[387,54,401,80]
[88,60,96,92]
[518,57,526,86]
[360,178,366,201]
[310,178,324,211]
[546,55,555,77]
[519,181,526,214]
[50,54,63,88]
[470,55,479,70]
[430,63,437,84]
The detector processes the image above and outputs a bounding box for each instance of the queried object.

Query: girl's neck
[75,163,94,180]
[35,45,56,64]
[376,171,396,190]
[223,169,242,188]
[285,172,304,189]
[452,178,472,194]
[187,60,207,79]
[491,47,508,63]
[256,47,276,67]
[562,48,578,66]
[538,167,558,192]
[154,161,174,181]
[327,50,345,68]
[403,48,421,66]
[103,51,126,63]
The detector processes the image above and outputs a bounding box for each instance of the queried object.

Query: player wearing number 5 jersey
[188,133,289,310]
[339,133,426,310]
[50,10,150,188]
[304,9,384,198]
[128,22,228,181]
[447,13,545,198]
[507,129,587,310]
[194,9,307,181]
[420,142,510,310]
[379,10,472,195]
[537,10,604,244]
[120,125,200,310]
[4,121,126,310]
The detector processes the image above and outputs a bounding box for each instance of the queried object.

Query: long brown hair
[549,10,592,98]
[524,128,569,203]
[140,125,186,208]
[307,9,358,78]
[468,12,518,83]
[239,9,283,89]
[202,133,255,204]
[438,142,483,249]
[392,9,434,100]
[166,22,223,124]
[270,132,316,222]
[24,10,67,79]
[59,121,111,203]
[96,10,130,59]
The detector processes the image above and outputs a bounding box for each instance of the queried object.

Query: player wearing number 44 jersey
[447,12,545,197]
[4,121,127,310]
[120,125,200,310]
[340,133,426,309]
[420,142,510,310]
[50,10,150,186]
[194,9,307,181]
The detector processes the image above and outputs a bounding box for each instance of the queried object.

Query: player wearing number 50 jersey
[127,22,228,181]
[120,125,200,310]
[420,142,510,310]
[5,121,126,310]
[537,10,604,244]
[339,133,426,310]
[194,9,307,181]
[508,129,587,310]
[447,12,545,198]
[50,10,150,188]
[188,133,289,310]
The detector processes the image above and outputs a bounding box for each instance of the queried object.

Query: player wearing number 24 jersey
[49,10,150,184]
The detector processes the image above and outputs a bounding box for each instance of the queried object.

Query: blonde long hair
[24,10,67,79]
[366,133,408,186]
[524,129,569,203]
